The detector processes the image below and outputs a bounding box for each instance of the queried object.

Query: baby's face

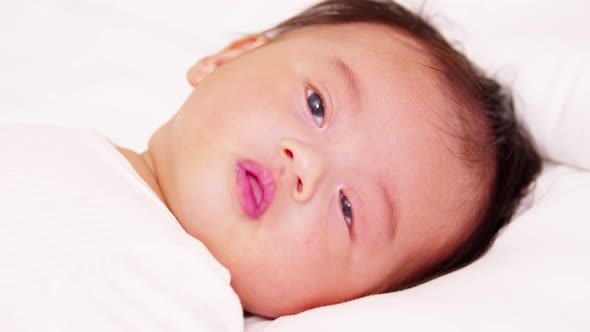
[148,23,481,317]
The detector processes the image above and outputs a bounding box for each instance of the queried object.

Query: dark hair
[264,0,542,290]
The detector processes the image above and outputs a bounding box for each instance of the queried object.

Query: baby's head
[145,0,541,318]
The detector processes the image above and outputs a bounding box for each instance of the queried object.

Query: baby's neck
[116,146,169,208]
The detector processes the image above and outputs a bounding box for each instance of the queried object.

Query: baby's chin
[232,274,357,318]
[240,289,326,318]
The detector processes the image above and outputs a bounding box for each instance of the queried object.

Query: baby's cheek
[237,217,352,316]
[296,222,347,274]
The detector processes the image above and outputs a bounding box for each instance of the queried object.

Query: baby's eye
[306,88,325,127]
[340,191,353,227]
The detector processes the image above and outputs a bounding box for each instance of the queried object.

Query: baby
[2,0,542,321]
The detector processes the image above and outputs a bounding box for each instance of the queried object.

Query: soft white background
[1,1,589,331]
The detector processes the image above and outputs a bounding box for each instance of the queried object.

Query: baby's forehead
[280,28,471,155]
[275,22,429,62]
[275,22,441,101]
[272,22,467,151]
[284,23,490,181]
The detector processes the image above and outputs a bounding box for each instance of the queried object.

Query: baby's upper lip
[236,160,276,220]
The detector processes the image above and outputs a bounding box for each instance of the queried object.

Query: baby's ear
[187,34,269,87]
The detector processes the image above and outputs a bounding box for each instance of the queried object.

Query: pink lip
[236,160,276,220]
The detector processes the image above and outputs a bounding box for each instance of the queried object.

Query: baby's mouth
[236,160,276,220]
[247,172,263,207]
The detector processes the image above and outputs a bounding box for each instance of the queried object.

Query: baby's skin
[117,23,488,318]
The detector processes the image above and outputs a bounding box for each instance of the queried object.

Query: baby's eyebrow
[329,56,362,110]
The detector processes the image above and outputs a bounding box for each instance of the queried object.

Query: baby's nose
[278,139,326,203]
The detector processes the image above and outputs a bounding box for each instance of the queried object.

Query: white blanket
[0,125,243,332]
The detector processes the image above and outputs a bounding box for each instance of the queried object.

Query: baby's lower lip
[236,160,276,220]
